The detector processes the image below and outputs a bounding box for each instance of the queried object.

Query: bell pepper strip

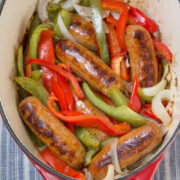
[27,59,84,99]
[95,91,114,106]
[48,93,131,136]
[100,137,114,148]
[57,75,75,111]
[41,148,85,180]
[142,103,162,124]
[51,77,68,111]
[116,8,129,51]
[101,0,129,12]
[30,24,51,70]
[15,77,49,106]
[128,75,142,114]
[82,82,147,127]
[85,149,99,166]
[31,70,43,81]
[106,16,118,27]
[107,23,121,58]
[152,37,172,62]
[108,88,128,107]
[25,47,32,78]
[17,45,25,77]
[138,88,153,103]
[90,0,110,65]
[58,64,72,73]
[128,7,158,33]
[39,30,56,92]
[65,123,75,134]
[75,126,100,150]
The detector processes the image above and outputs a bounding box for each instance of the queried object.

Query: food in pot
[15,0,174,179]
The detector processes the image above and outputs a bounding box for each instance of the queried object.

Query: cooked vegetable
[48,93,131,136]
[75,127,100,150]
[41,148,85,180]
[85,149,99,166]
[15,77,49,106]
[108,88,128,107]
[80,0,90,6]
[90,0,110,65]
[138,88,154,103]
[17,46,25,77]
[31,70,43,81]
[60,0,80,11]
[83,82,147,127]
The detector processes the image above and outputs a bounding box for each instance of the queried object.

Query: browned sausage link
[73,91,109,142]
[125,25,158,88]
[54,39,125,96]
[19,96,85,169]
[70,13,97,52]
[89,123,162,179]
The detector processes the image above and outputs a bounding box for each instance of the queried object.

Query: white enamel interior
[0,0,180,179]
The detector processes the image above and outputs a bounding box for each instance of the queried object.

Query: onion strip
[57,12,75,41]
[60,0,80,11]
[152,90,174,126]
[102,164,115,180]
[142,63,169,97]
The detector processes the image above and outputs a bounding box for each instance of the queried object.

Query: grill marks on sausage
[57,39,116,88]
[134,30,156,87]
[20,103,68,155]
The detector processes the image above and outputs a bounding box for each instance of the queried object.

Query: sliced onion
[103,164,115,180]
[37,0,51,22]
[142,63,169,97]
[152,90,174,126]
[110,138,121,173]
[102,10,110,19]
[57,12,75,41]
[83,169,93,180]
[60,0,80,11]
[74,5,91,22]
[104,21,109,34]
[111,11,121,20]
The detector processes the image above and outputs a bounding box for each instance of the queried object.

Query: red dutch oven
[0,0,180,179]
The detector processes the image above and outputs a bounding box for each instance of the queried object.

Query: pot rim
[0,0,180,179]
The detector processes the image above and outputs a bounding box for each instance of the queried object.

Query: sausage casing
[125,25,158,88]
[19,96,85,169]
[70,13,97,52]
[89,123,162,179]
[54,39,125,96]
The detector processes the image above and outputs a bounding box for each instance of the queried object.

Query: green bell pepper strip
[29,24,52,70]
[82,82,147,128]
[31,70,43,81]
[100,137,115,148]
[15,77,49,106]
[75,126,100,150]
[90,0,110,65]
[80,0,90,6]
[108,88,129,106]
[85,149,99,166]
[47,2,61,11]
[138,88,153,103]
[17,45,25,77]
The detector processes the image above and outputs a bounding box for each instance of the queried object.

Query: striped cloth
[0,115,180,180]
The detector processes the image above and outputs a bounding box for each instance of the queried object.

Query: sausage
[73,92,109,142]
[70,13,97,52]
[125,25,158,88]
[19,96,85,169]
[54,39,125,96]
[89,122,162,179]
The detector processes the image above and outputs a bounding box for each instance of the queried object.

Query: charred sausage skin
[70,13,97,52]
[125,25,158,88]
[54,39,125,96]
[89,123,162,179]
[19,96,85,169]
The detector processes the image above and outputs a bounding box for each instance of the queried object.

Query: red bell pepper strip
[51,77,68,111]
[58,64,72,73]
[106,16,118,26]
[128,7,158,33]
[107,23,121,58]
[101,0,129,12]
[152,37,172,62]
[116,8,129,51]
[48,93,131,136]
[95,91,114,106]
[57,75,75,111]
[26,47,32,78]
[39,30,56,92]
[142,103,162,124]
[41,148,85,180]
[128,75,142,113]
[27,59,84,99]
